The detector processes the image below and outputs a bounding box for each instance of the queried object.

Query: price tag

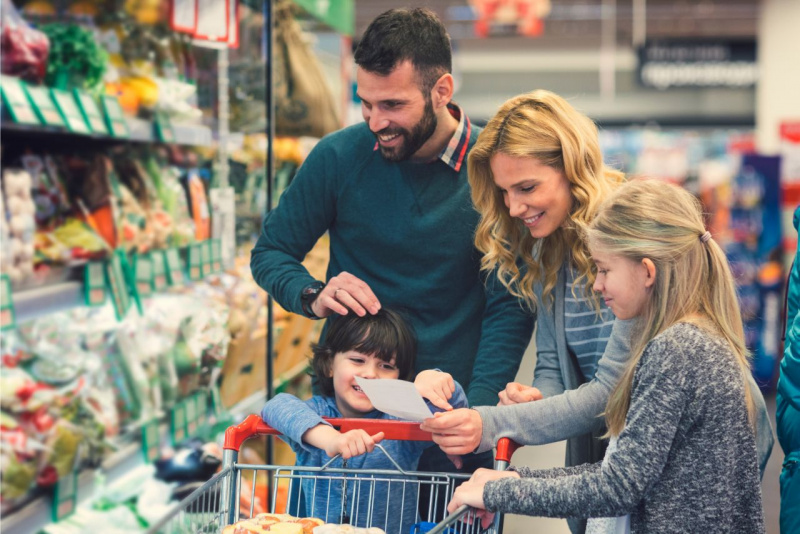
[212,239,222,273]
[151,250,168,291]
[185,396,198,436]
[188,244,203,281]
[155,112,176,143]
[142,419,161,463]
[51,89,91,134]
[52,469,78,521]
[165,248,185,286]
[0,275,16,331]
[105,251,132,321]
[73,90,109,135]
[170,402,187,445]
[0,76,40,124]
[101,96,129,138]
[84,262,107,306]
[134,254,153,298]
[25,85,65,127]
[209,383,223,417]
[201,240,212,276]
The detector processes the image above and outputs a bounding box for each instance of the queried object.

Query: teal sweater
[778,206,800,457]
[250,123,534,407]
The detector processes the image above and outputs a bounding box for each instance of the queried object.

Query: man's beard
[375,98,438,162]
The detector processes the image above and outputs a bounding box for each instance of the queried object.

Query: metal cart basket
[147,414,520,534]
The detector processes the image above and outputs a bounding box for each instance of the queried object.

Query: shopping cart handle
[495,437,521,464]
[224,414,434,451]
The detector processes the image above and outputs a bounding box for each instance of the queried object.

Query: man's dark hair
[311,308,417,398]
[354,8,452,96]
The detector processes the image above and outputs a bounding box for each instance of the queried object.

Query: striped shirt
[372,102,472,172]
[564,267,615,381]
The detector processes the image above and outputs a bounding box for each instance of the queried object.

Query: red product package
[1,0,50,83]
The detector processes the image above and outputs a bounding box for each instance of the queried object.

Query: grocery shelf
[12,281,84,324]
[1,439,142,534]
[1,117,214,147]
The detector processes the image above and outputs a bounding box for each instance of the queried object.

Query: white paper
[354,377,433,422]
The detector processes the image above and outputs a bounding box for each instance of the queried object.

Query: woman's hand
[420,408,483,455]
[497,382,543,406]
[415,370,456,411]
[447,468,520,529]
[325,429,385,459]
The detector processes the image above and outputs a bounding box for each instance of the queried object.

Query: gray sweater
[483,323,765,533]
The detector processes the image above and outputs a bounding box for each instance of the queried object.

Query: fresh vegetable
[40,22,107,91]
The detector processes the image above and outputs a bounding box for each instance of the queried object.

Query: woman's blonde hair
[587,179,755,436]
[468,90,624,310]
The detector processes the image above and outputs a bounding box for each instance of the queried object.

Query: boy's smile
[331,350,400,418]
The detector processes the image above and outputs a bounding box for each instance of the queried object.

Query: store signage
[74,90,109,135]
[52,468,78,521]
[25,85,65,127]
[154,111,176,143]
[105,250,132,321]
[637,40,757,90]
[0,275,16,331]
[134,254,154,298]
[1,76,40,125]
[142,419,161,462]
[84,262,107,306]
[188,243,203,281]
[101,96,130,138]
[170,402,187,444]
[51,89,91,134]
[151,250,168,291]
[165,248,185,286]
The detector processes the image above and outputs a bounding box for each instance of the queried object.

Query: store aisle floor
[500,337,784,534]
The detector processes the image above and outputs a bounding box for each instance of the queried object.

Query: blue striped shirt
[564,268,615,381]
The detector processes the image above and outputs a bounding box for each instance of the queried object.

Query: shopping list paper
[354,377,433,422]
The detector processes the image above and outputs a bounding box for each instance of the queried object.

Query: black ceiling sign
[637,40,758,90]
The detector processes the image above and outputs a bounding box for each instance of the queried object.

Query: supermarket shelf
[12,281,83,324]
[1,118,213,147]
[2,440,142,534]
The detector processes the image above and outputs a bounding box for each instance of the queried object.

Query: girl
[446,179,765,533]
[261,308,467,533]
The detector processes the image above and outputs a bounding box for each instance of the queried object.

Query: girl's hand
[420,408,482,455]
[415,370,456,411]
[497,382,543,406]
[326,429,385,459]
[447,468,520,529]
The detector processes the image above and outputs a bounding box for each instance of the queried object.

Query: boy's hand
[414,370,456,411]
[326,429,385,459]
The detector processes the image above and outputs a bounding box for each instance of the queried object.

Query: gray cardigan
[483,323,765,533]
[475,266,774,532]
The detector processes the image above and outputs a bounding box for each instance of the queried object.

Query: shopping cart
[147,414,520,534]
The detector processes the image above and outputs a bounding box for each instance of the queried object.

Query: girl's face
[330,350,400,418]
[490,153,573,239]
[592,251,655,320]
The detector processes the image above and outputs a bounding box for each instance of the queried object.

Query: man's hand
[497,382,543,406]
[447,468,520,529]
[311,272,381,318]
[415,370,456,411]
[325,429,385,459]
[420,408,483,455]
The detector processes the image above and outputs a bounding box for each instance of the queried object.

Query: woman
[421,90,773,533]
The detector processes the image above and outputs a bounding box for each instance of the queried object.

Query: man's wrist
[300,281,325,319]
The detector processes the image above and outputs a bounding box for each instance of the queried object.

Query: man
[250,7,533,482]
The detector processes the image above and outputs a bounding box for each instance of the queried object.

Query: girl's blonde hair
[587,179,755,436]
[468,90,624,310]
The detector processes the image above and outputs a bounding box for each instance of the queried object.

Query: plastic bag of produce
[0,0,49,83]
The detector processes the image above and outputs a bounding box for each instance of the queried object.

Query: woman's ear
[641,258,657,288]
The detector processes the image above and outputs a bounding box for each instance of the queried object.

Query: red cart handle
[224,415,522,464]
[495,437,521,463]
[224,414,432,451]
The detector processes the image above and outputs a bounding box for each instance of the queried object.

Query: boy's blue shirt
[260,380,468,530]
